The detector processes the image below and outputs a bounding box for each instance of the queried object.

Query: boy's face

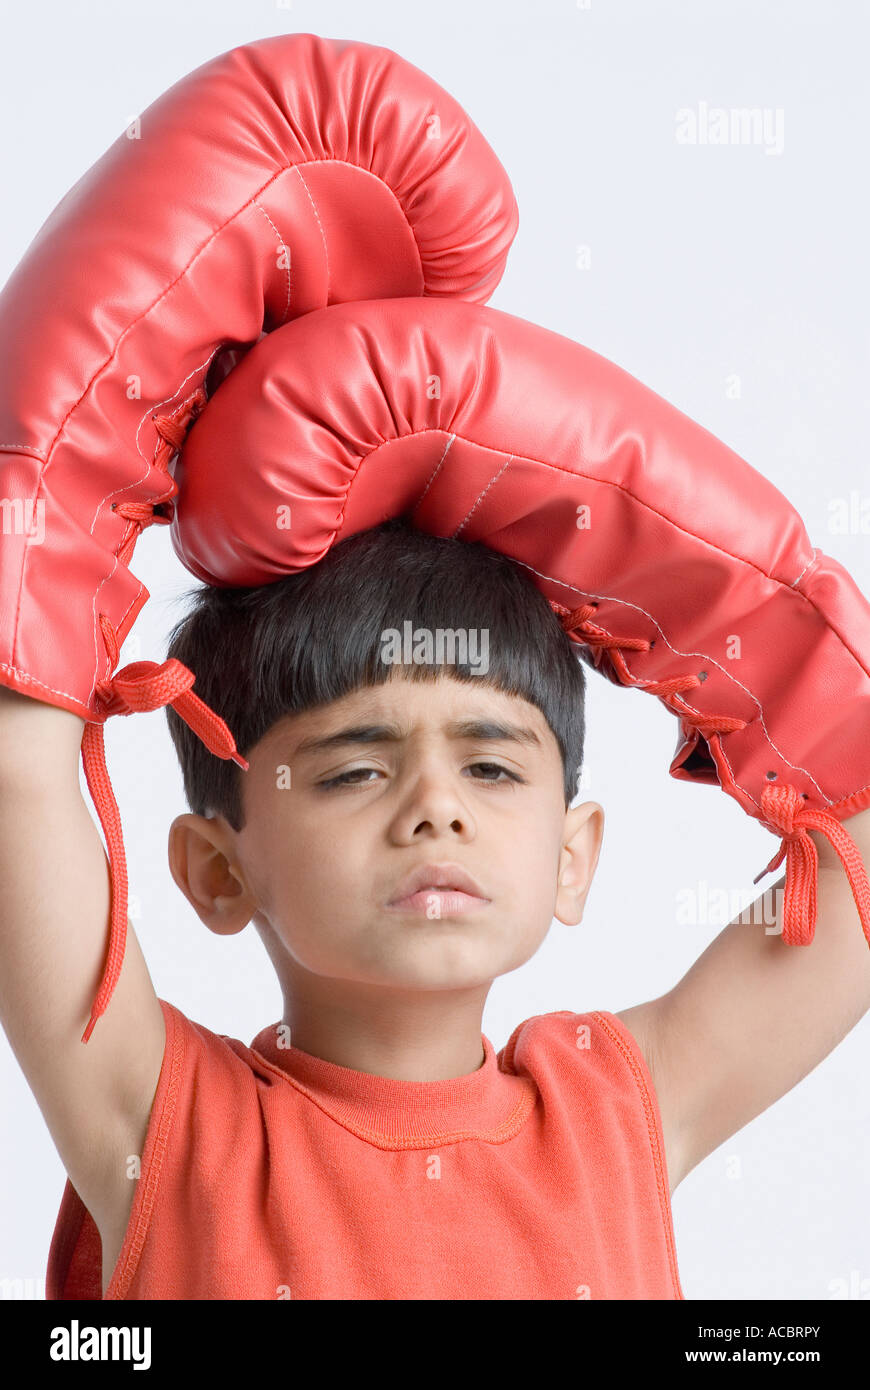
[170,671,603,1004]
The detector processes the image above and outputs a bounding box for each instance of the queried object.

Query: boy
[2,517,869,1299]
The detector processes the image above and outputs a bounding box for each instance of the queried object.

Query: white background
[1,0,868,1301]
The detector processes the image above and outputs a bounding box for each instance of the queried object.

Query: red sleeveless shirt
[46,999,683,1300]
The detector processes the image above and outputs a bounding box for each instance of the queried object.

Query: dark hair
[164,518,586,828]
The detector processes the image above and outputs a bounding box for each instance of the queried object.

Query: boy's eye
[469,762,520,783]
[319,762,522,789]
[320,767,382,788]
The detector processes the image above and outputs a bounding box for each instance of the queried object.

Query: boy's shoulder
[499,1005,656,1082]
[498,1005,683,1195]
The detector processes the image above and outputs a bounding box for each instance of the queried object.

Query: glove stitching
[410,433,456,515]
[292,166,330,306]
[452,455,514,537]
[252,199,292,326]
[0,661,88,711]
[128,349,223,487]
[89,390,206,707]
[517,555,831,806]
[790,547,819,588]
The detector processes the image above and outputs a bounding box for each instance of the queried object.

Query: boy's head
[163,518,604,1018]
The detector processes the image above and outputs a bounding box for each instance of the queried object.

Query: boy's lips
[386,861,489,907]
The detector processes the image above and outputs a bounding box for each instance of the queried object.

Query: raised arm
[0,684,166,1245]
[627,807,870,1190]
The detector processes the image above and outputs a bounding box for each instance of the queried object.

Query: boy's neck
[279,977,490,1080]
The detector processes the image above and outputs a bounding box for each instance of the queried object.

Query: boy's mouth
[385,861,490,910]
[386,888,491,916]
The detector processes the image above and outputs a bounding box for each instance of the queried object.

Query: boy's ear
[167,813,259,937]
[554,801,605,927]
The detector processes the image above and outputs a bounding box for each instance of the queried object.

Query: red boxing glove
[171,295,870,954]
[0,34,517,1041]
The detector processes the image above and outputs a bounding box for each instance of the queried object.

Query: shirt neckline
[247,1022,537,1149]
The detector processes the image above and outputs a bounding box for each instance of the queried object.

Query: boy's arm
[0,684,166,1239]
[620,806,870,1190]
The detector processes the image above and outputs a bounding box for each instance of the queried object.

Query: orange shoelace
[78,392,248,1043]
[553,600,870,950]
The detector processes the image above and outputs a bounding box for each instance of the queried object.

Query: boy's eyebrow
[293,718,544,758]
